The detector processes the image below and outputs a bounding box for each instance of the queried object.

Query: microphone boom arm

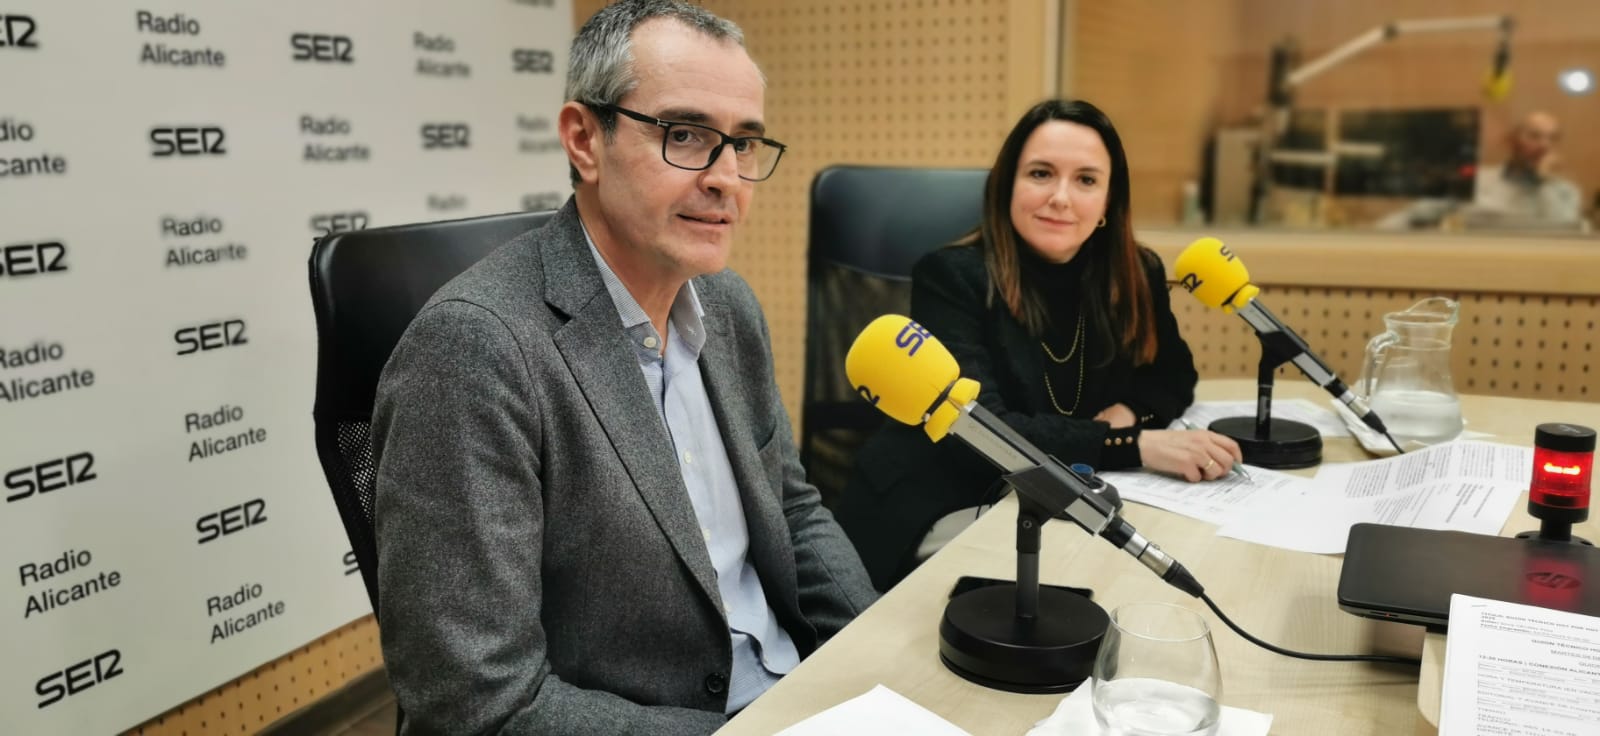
[947,401,1202,597]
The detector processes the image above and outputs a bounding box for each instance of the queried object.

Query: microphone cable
[1198,591,1422,667]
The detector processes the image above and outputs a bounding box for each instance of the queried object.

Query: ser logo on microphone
[895,321,932,357]
[1178,242,1236,293]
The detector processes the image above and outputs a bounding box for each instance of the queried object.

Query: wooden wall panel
[1068,0,1240,225]
[127,616,379,735]
[1145,231,1600,404]
[1170,287,1600,403]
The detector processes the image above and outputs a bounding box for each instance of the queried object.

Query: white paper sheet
[1100,466,1312,526]
[1025,678,1273,736]
[1215,441,1531,553]
[1440,595,1600,736]
[1174,399,1351,437]
[774,684,972,736]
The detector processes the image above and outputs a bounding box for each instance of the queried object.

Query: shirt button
[704,672,727,695]
[683,450,693,465]
[643,335,658,349]
[701,527,712,543]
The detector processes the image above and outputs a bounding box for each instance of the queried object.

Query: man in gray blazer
[370,2,878,733]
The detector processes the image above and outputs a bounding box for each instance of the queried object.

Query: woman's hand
[1136,429,1243,482]
[1094,403,1137,429]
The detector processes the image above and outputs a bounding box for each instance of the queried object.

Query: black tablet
[1337,523,1600,631]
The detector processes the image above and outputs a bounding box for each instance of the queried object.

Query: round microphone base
[938,583,1107,694]
[1210,416,1322,469]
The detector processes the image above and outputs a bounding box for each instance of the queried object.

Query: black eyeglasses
[589,102,787,182]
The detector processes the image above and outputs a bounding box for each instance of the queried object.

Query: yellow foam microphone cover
[1173,237,1260,313]
[924,377,979,442]
[1483,70,1512,102]
[845,315,962,437]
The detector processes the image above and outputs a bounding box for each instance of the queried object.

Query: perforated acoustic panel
[1171,287,1600,402]
[127,616,378,735]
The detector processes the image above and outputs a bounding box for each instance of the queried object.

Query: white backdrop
[0,1,571,732]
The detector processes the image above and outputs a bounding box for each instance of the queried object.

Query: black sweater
[835,243,1198,589]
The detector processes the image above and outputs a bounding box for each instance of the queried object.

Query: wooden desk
[719,380,1600,735]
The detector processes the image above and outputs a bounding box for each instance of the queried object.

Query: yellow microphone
[843,314,1205,596]
[844,315,980,443]
[1484,32,1512,102]
[1173,237,1390,437]
[1171,236,1260,314]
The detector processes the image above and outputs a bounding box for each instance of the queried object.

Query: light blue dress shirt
[583,227,800,713]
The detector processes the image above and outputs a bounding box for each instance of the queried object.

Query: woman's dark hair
[963,98,1157,365]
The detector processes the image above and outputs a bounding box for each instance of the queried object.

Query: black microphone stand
[937,462,1112,693]
[1209,329,1323,468]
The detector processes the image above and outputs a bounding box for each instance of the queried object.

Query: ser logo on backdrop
[310,211,369,236]
[196,498,267,544]
[5,451,96,504]
[421,123,469,150]
[512,48,554,74]
[0,14,37,49]
[150,127,226,157]
[1,241,67,279]
[290,33,353,63]
[36,649,123,708]
[174,319,247,355]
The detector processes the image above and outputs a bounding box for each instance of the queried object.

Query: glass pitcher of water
[1358,297,1464,446]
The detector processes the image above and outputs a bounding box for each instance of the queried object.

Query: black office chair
[799,166,988,508]
[308,209,556,618]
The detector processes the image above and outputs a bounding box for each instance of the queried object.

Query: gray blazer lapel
[697,298,796,599]
[542,206,721,610]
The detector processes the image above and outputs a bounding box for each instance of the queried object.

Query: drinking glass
[1091,602,1222,736]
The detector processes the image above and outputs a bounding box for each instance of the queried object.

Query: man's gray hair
[564,2,748,185]
[568,0,744,107]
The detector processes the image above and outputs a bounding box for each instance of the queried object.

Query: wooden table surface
[718,380,1600,735]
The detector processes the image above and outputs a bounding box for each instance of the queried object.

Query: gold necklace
[1041,313,1086,415]
[1040,312,1084,363]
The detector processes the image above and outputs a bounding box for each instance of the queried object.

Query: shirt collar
[579,218,707,358]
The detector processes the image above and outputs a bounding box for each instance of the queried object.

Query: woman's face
[1008,120,1111,264]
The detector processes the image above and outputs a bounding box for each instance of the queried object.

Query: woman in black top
[836,99,1241,590]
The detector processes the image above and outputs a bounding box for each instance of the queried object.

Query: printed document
[1213,441,1530,553]
[1440,594,1600,736]
[1100,466,1311,527]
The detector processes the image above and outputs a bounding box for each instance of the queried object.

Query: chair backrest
[800,165,988,507]
[308,209,557,616]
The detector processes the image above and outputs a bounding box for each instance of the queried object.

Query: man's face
[590,19,765,283]
[1511,113,1560,167]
